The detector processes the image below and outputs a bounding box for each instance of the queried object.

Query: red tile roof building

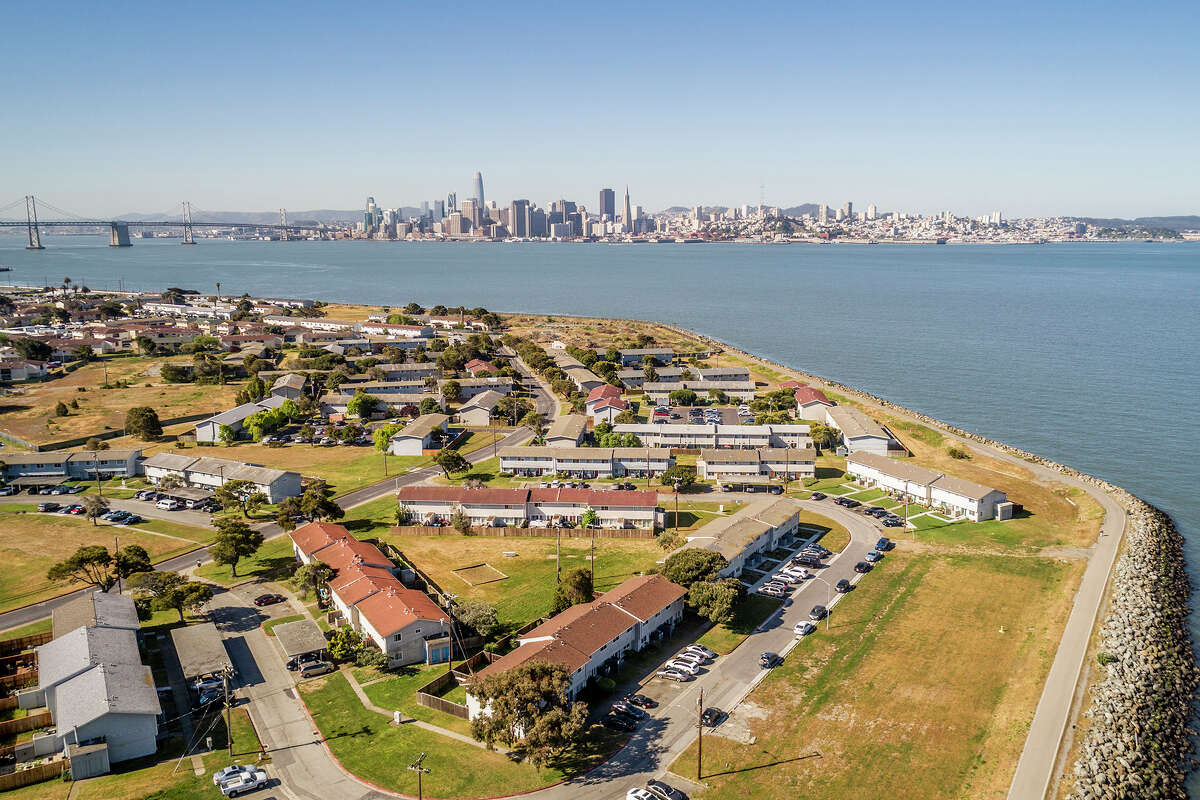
[288,522,450,667]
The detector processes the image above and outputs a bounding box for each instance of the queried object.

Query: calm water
[4,234,1200,771]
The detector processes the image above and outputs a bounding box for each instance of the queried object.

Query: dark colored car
[759,652,781,668]
[767,485,783,495]
[883,518,904,528]
[833,496,849,506]
[286,653,321,671]
[835,578,852,592]
[810,492,826,500]
[854,561,873,573]
[701,707,723,726]
[254,593,285,607]
[875,537,893,550]
[795,553,822,567]
[602,714,637,732]
[626,693,658,709]
[37,502,61,513]
[647,780,689,800]
[809,604,828,621]
[866,506,887,517]
[843,498,862,508]
[612,701,647,720]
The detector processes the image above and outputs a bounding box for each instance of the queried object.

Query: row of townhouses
[498,446,675,478]
[612,422,811,450]
[697,447,818,482]
[845,452,1012,521]
[676,498,804,577]
[396,486,664,529]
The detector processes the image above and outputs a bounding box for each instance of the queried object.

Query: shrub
[54,401,69,417]
[947,446,971,460]
[1097,652,1117,666]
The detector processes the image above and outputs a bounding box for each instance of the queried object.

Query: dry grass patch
[0,356,238,444]
[674,550,1084,800]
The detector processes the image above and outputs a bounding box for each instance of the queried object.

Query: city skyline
[3,1,1197,218]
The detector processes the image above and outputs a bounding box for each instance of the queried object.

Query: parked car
[743,485,763,493]
[672,652,708,666]
[646,780,688,800]
[664,660,700,676]
[865,549,883,563]
[767,485,783,495]
[794,621,817,636]
[626,788,656,800]
[685,644,717,659]
[254,593,286,607]
[759,652,781,668]
[66,505,86,515]
[855,562,873,573]
[809,605,828,621]
[286,653,322,672]
[612,701,647,720]
[700,707,723,726]
[156,498,181,511]
[212,765,256,787]
[123,514,143,524]
[835,578,852,592]
[758,586,785,597]
[604,714,638,732]
[0,486,16,496]
[299,660,335,678]
[656,669,691,682]
[866,506,887,517]
[37,502,61,513]
[625,693,657,709]
[883,518,904,528]
[220,769,269,797]
[810,492,827,500]
[876,537,894,550]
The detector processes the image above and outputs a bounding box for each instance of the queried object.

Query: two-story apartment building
[845,451,1011,521]
[395,486,664,529]
[676,498,802,577]
[141,453,301,503]
[388,413,450,456]
[499,446,675,478]
[697,447,817,483]
[612,423,811,450]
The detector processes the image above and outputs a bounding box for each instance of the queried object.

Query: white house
[194,395,288,443]
[824,406,897,456]
[612,422,811,450]
[457,390,503,427]
[676,499,801,577]
[845,451,1010,521]
[793,387,835,420]
[388,413,450,456]
[1,450,141,487]
[545,415,587,448]
[396,486,664,529]
[141,453,302,503]
[466,575,686,718]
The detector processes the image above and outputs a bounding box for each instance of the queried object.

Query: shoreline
[663,320,1198,798]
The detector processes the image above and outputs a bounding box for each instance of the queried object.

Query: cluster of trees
[749,389,797,413]
[397,302,501,330]
[808,423,840,450]
[564,345,624,388]
[327,626,389,668]
[275,479,344,530]
[469,660,588,769]
[590,421,642,448]
[660,549,743,624]
[433,333,498,374]
[245,400,302,440]
[125,406,163,440]
[659,464,697,490]
[551,567,594,614]
[127,570,214,623]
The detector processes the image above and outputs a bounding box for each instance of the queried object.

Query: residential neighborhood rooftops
[826,406,889,439]
[847,452,941,484]
[395,485,660,508]
[141,451,198,471]
[169,623,233,681]
[595,574,687,622]
[794,386,832,405]
[586,384,623,403]
[55,662,161,733]
[52,591,140,640]
[461,389,503,412]
[546,415,587,441]
[931,473,1001,500]
[392,413,450,440]
[354,585,446,637]
[37,626,142,690]
[272,373,307,391]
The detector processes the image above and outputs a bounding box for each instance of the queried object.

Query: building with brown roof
[466,574,685,719]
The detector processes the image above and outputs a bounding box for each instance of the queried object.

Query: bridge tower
[109,222,132,247]
[24,195,44,250]
[182,201,195,245]
[279,209,288,241]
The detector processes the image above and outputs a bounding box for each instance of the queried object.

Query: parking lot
[648,405,752,425]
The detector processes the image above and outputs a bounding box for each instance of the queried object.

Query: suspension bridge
[0,196,327,249]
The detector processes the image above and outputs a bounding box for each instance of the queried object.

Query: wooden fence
[0,631,50,658]
[414,670,469,719]
[0,669,37,691]
[0,710,52,738]
[0,696,17,713]
[0,760,66,791]
[387,525,655,540]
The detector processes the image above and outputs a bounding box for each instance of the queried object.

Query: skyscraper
[461,198,481,229]
[365,196,378,232]
[867,204,877,220]
[623,186,633,232]
[818,204,829,224]
[510,199,530,237]
[599,188,616,221]
[446,192,457,213]
[434,200,445,220]
[473,172,485,209]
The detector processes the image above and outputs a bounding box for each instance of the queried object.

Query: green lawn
[195,536,295,586]
[0,618,52,639]
[843,488,886,502]
[359,663,474,735]
[433,456,527,487]
[696,594,783,655]
[263,614,304,636]
[300,671,616,797]
[341,496,401,539]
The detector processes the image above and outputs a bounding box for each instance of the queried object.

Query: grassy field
[665,501,746,532]
[672,550,1085,800]
[358,662,474,735]
[380,532,665,628]
[194,536,296,586]
[0,510,214,613]
[0,355,239,445]
[300,671,617,798]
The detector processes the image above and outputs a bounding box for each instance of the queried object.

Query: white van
[156,498,181,511]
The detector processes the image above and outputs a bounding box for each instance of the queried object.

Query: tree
[450,506,473,534]
[668,389,697,407]
[579,508,598,529]
[442,380,462,402]
[213,479,260,517]
[551,567,594,613]
[275,496,304,530]
[237,375,267,403]
[660,464,697,490]
[125,406,163,440]
[809,423,840,450]
[328,626,364,662]
[54,400,69,417]
[126,571,213,622]
[210,517,264,577]
[84,437,109,451]
[156,473,184,491]
[418,397,441,415]
[613,408,638,424]
[47,544,151,591]
[394,503,413,526]
[661,549,728,588]
[294,560,336,603]
[373,423,402,452]
[688,578,743,624]
[300,480,344,521]
[73,345,96,363]
[454,599,499,639]
[13,338,52,362]
[497,396,534,424]
[81,495,109,526]
[433,448,470,479]
[346,391,382,419]
[469,660,589,767]
[643,365,658,383]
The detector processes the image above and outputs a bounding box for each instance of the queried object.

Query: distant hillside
[1078,215,1200,231]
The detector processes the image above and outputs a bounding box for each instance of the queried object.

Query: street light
[810,575,835,630]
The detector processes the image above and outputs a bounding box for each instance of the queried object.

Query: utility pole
[697,686,704,781]
[408,752,429,800]
[674,481,680,536]
[114,535,121,594]
[94,454,103,497]
[223,673,233,757]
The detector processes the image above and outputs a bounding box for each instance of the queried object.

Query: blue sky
[3,0,1197,218]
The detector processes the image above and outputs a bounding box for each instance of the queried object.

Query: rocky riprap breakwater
[669,324,1199,798]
